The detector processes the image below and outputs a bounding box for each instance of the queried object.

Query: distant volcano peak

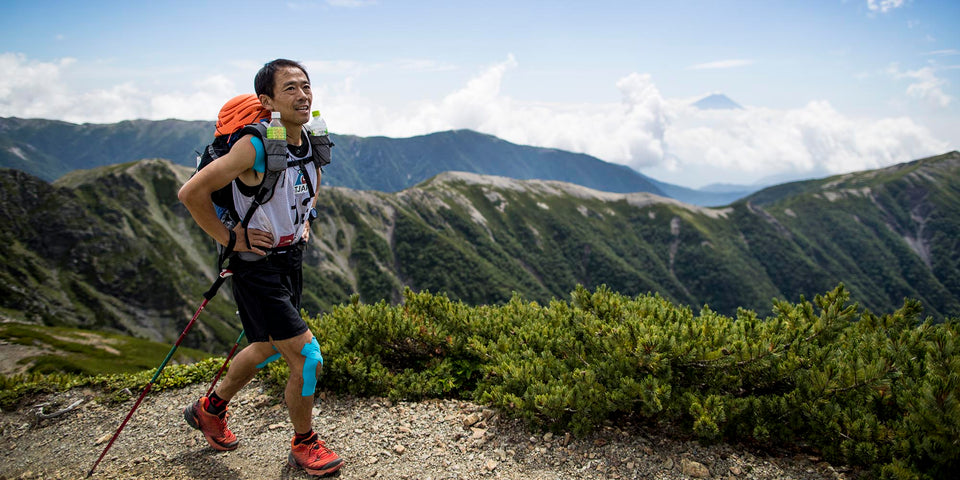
[692,93,743,110]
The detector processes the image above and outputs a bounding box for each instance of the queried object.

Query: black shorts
[229,246,308,343]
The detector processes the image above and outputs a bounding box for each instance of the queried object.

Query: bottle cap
[312,110,320,118]
[271,111,281,119]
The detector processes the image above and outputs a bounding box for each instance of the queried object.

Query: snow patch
[7,146,27,160]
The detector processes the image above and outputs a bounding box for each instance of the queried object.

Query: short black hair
[254,59,310,98]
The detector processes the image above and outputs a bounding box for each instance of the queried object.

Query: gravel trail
[0,380,858,479]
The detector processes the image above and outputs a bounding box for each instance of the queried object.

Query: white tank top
[232,128,317,250]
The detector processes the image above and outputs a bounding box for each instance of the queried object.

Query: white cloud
[0,53,74,118]
[322,56,944,185]
[0,53,949,188]
[867,0,905,13]
[687,59,754,70]
[888,63,954,108]
[665,101,945,182]
[0,53,236,123]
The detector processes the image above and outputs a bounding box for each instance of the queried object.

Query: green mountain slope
[0,160,238,351]
[1,151,956,356]
[738,150,960,317]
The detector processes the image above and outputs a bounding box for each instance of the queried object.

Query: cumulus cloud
[665,100,945,182]
[0,53,74,118]
[888,63,954,108]
[325,55,944,185]
[0,53,236,123]
[867,0,905,13]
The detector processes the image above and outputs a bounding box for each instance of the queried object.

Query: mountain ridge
[0,117,756,206]
[3,149,956,358]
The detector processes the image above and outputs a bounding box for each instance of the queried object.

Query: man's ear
[258,94,274,111]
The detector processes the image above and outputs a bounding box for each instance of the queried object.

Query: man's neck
[283,123,303,146]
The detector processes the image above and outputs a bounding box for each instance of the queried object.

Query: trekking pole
[87,269,233,478]
[205,326,245,398]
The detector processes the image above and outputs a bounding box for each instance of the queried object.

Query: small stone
[393,444,406,454]
[729,465,743,476]
[484,459,498,471]
[680,459,711,478]
[354,428,364,434]
[398,426,412,434]
[268,423,285,430]
[627,462,635,469]
[471,427,487,439]
[562,432,571,446]
[463,412,481,427]
[95,433,112,445]
[543,432,554,442]
[662,457,675,470]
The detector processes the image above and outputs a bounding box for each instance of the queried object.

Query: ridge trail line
[0,380,853,479]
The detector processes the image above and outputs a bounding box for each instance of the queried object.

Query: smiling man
[178,59,342,477]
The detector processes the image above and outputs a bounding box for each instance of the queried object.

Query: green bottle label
[267,126,285,140]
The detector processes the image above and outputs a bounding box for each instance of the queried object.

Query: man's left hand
[302,221,311,243]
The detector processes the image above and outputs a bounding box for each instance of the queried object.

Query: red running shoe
[288,433,343,476]
[183,396,239,451]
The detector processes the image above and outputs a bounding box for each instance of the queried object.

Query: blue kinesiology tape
[255,346,281,369]
[300,336,323,396]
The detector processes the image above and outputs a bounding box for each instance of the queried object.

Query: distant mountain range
[0,117,758,206]
[1,151,957,353]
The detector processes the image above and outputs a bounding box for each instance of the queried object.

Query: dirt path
[0,380,856,479]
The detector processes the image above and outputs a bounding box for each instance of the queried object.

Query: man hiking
[178,58,342,477]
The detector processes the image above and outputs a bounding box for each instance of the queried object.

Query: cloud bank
[0,53,949,187]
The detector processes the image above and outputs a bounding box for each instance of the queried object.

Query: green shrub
[3,285,956,478]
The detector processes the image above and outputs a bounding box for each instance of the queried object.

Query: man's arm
[178,135,273,255]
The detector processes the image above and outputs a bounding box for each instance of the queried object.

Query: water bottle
[267,111,285,140]
[308,110,328,136]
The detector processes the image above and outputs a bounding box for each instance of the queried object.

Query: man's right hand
[233,224,273,256]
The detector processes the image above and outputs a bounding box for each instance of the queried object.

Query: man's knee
[298,336,323,396]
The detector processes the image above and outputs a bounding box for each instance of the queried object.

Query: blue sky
[2,0,958,188]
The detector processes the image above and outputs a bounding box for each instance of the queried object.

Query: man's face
[262,66,312,126]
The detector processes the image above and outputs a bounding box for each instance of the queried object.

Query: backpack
[194,122,334,265]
